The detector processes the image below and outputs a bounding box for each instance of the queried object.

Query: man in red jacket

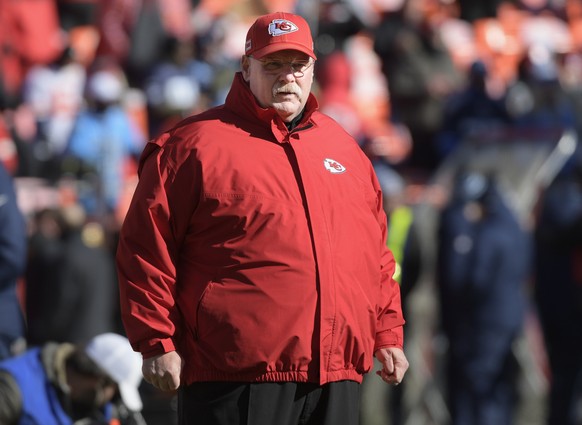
[116,11,408,425]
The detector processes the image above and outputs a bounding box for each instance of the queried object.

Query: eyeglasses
[249,56,314,77]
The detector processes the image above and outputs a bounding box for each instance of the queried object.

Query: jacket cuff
[135,338,176,359]
[374,327,404,352]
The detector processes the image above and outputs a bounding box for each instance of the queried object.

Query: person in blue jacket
[0,332,145,425]
[0,162,27,361]
[436,171,532,425]
[64,68,145,217]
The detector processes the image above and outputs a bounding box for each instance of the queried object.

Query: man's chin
[273,103,299,118]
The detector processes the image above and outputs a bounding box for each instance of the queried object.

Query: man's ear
[241,55,251,81]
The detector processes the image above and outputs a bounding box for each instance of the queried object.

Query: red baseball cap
[245,12,316,60]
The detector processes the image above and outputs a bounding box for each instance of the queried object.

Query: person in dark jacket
[116,11,408,425]
[373,2,462,172]
[0,162,27,360]
[436,171,531,425]
[25,203,118,346]
[533,161,582,425]
[435,60,512,161]
[0,332,145,425]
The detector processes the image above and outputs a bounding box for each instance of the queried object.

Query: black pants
[178,381,361,425]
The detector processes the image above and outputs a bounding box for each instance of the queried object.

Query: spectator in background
[0,0,64,108]
[314,0,367,58]
[25,203,118,346]
[21,45,87,180]
[316,50,367,145]
[435,60,512,161]
[515,0,568,18]
[506,44,577,132]
[457,0,503,22]
[0,82,44,178]
[373,0,463,173]
[56,0,99,31]
[360,160,417,425]
[25,207,67,346]
[94,0,194,87]
[533,158,582,425]
[0,163,27,360]
[143,35,214,137]
[0,107,21,177]
[0,332,145,425]
[64,67,145,219]
[436,171,531,425]
[93,0,163,87]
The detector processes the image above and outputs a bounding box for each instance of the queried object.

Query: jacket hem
[183,368,364,386]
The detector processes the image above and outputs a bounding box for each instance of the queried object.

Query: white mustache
[273,84,301,97]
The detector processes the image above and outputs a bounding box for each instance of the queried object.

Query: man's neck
[285,110,304,131]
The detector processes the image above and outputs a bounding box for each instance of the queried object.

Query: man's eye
[260,60,311,74]
[292,62,309,70]
[263,61,283,71]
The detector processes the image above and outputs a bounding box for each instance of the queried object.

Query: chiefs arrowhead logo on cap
[245,12,316,60]
[268,19,299,36]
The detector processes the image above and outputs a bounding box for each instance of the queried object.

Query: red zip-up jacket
[116,72,405,385]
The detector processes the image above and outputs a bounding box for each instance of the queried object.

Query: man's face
[242,49,315,122]
[69,373,118,409]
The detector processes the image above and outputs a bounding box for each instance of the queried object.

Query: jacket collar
[42,342,76,393]
[224,72,319,141]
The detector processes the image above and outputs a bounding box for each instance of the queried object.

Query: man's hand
[375,347,409,386]
[142,351,183,391]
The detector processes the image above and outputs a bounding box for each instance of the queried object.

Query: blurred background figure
[311,0,368,60]
[436,60,512,162]
[21,45,87,181]
[63,67,146,221]
[0,162,27,360]
[359,159,420,425]
[373,0,463,174]
[56,0,99,32]
[143,35,213,138]
[94,0,194,88]
[456,0,503,22]
[25,203,118,346]
[0,332,145,424]
[533,156,582,425]
[316,50,368,146]
[506,44,577,132]
[0,0,64,109]
[436,171,532,425]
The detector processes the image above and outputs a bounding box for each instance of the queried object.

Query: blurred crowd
[1,0,582,424]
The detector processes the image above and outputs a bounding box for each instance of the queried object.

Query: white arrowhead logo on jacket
[323,158,346,174]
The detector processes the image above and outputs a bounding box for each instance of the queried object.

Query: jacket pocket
[193,280,219,341]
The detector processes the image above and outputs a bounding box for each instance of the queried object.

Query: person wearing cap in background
[63,67,146,219]
[116,11,408,425]
[0,332,145,425]
[435,171,531,425]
